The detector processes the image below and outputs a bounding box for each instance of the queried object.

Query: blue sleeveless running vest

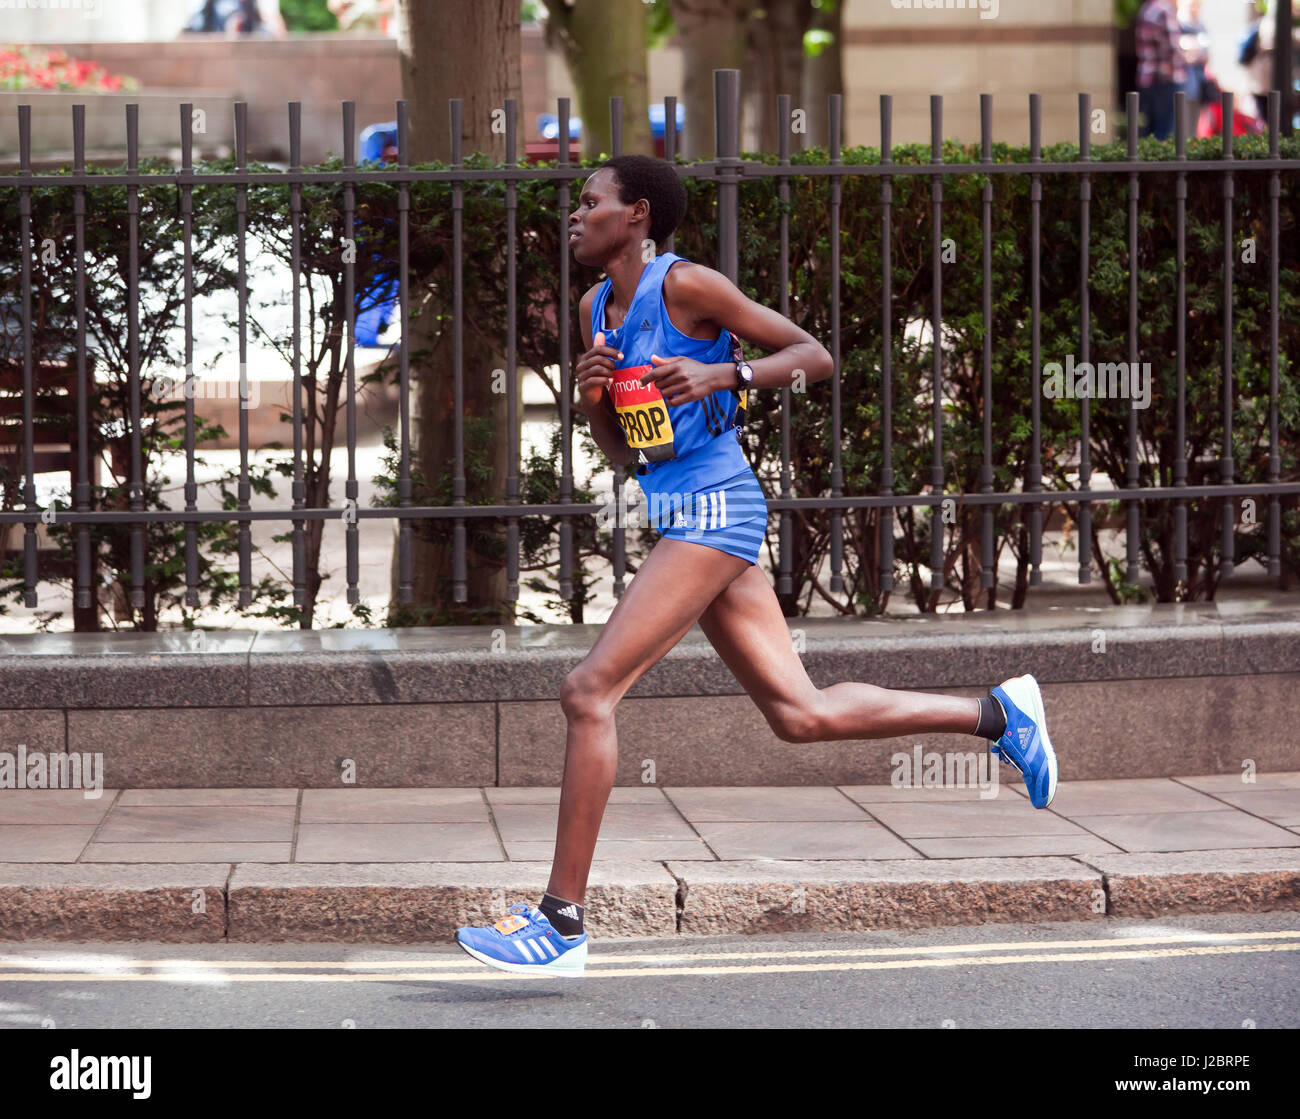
[590,252,752,497]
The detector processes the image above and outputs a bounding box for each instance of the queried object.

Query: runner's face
[568,169,639,267]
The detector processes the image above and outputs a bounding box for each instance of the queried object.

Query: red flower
[102,75,121,92]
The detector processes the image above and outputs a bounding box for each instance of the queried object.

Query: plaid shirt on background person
[1135,0,1188,87]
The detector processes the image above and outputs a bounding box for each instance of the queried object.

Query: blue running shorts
[641,468,768,566]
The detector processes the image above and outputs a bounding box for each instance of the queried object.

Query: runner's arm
[576,287,636,468]
[663,263,833,390]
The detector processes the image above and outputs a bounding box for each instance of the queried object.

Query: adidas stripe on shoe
[455,903,588,977]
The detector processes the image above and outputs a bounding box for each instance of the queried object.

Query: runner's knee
[560,666,617,723]
[767,697,824,744]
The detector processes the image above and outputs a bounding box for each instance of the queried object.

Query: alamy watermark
[594,487,742,538]
[890,0,999,21]
[0,744,104,798]
[1043,354,1152,410]
[149,367,260,410]
[0,0,104,16]
[891,744,1000,799]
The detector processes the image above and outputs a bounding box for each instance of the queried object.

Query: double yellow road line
[1,929,1298,982]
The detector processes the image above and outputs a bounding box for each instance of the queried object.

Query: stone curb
[667,857,1104,934]
[1074,849,1300,918]
[2,853,1299,941]
[225,861,677,943]
[0,864,229,942]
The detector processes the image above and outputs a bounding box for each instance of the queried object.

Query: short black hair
[601,154,686,248]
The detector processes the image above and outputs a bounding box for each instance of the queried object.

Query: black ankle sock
[539,893,584,938]
[974,693,1007,740]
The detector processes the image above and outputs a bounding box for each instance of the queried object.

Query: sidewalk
[1,774,1298,942]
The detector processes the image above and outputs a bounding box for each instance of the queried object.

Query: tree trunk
[746,0,811,153]
[396,0,521,165]
[544,0,654,158]
[392,0,519,625]
[800,0,843,151]
[669,0,754,158]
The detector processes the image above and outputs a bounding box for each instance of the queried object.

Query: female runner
[456,155,1057,976]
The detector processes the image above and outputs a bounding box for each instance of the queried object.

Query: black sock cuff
[539,893,585,937]
[974,693,1007,741]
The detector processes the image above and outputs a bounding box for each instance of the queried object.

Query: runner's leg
[697,565,981,742]
[546,538,750,904]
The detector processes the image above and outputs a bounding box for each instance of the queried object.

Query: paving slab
[502,838,716,861]
[81,843,292,864]
[0,793,118,824]
[907,834,1126,858]
[93,805,297,844]
[298,788,486,824]
[1195,789,1300,826]
[841,784,1008,803]
[1069,810,1300,853]
[663,786,871,822]
[864,801,1090,838]
[483,786,668,804]
[0,825,97,861]
[688,820,920,860]
[1178,772,1300,792]
[1024,778,1229,816]
[293,823,502,862]
[491,803,696,842]
[117,789,298,807]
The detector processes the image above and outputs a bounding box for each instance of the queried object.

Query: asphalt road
[2,912,1297,1032]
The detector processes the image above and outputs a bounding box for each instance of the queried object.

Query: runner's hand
[640,353,726,406]
[575,330,623,413]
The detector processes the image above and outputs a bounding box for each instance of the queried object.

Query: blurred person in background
[1197,60,1268,132]
[1179,0,1212,112]
[183,0,286,36]
[1243,0,1300,121]
[328,0,395,33]
[1137,0,1190,137]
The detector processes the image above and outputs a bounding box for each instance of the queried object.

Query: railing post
[714,70,740,283]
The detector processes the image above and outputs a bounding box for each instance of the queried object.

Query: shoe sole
[456,935,587,978]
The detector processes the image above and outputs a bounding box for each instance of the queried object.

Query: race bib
[608,364,676,462]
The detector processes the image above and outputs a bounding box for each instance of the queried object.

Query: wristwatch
[734,359,754,390]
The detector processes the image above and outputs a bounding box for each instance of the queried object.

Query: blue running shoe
[455,902,588,977]
[989,673,1058,809]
